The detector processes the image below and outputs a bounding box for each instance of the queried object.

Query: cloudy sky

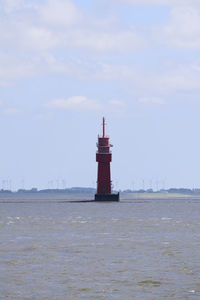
[1,0,200,190]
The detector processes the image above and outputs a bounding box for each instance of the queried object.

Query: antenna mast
[103,117,105,137]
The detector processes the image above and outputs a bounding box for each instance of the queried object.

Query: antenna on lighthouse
[103,117,105,137]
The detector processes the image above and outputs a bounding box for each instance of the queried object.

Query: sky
[1,0,200,191]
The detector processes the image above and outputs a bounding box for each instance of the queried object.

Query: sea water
[0,198,200,299]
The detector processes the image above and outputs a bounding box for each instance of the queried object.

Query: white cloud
[1,0,24,13]
[21,26,59,50]
[0,21,59,51]
[46,96,102,111]
[157,64,200,91]
[1,0,200,95]
[91,63,139,81]
[0,0,145,53]
[117,0,200,5]
[39,0,82,27]
[0,0,146,84]
[61,29,145,52]
[3,107,21,116]
[109,99,125,106]
[138,97,165,104]
[163,6,200,49]
[12,24,144,53]
[124,62,200,95]
[0,52,41,81]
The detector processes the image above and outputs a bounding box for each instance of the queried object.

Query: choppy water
[1,198,200,299]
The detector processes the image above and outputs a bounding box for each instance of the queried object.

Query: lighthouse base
[95,193,119,202]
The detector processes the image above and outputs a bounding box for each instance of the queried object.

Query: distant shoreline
[0,192,200,202]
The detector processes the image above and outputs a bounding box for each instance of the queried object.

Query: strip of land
[0,191,200,202]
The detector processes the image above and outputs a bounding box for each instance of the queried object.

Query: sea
[1,195,200,299]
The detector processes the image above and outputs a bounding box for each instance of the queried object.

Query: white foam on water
[6,221,14,225]
[162,242,170,245]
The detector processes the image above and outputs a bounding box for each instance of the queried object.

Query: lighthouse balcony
[96,143,112,148]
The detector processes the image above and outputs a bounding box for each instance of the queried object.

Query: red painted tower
[95,117,119,201]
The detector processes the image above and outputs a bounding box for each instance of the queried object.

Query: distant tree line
[0,187,96,194]
[1,187,200,194]
[122,188,200,194]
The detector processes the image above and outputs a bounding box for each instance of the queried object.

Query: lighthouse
[95,117,119,201]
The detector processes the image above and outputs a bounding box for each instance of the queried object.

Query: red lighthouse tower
[95,117,119,201]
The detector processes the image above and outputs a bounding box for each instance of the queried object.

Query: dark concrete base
[95,193,120,202]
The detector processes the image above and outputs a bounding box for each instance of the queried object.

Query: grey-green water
[1,198,200,299]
